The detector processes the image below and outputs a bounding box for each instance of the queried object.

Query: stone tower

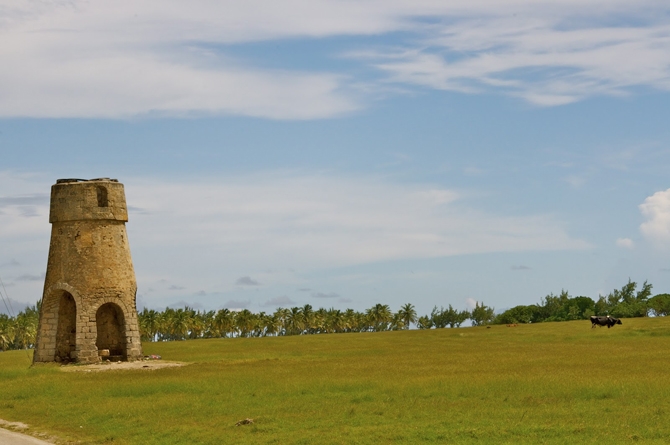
[33,178,142,364]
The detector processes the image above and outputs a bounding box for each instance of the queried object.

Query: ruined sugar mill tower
[33,178,142,364]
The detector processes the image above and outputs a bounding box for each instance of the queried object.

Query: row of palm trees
[137,303,423,342]
[0,301,484,350]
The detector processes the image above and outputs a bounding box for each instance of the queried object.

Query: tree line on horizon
[1,280,670,350]
[496,280,670,324]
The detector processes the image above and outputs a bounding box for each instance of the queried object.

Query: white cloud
[123,173,590,268]
[0,170,592,304]
[0,43,356,119]
[640,188,670,245]
[616,238,635,249]
[1,0,668,118]
[0,1,364,119]
[465,298,478,309]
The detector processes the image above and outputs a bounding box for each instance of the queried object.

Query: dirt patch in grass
[1,418,59,444]
[0,418,29,430]
[60,360,186,372]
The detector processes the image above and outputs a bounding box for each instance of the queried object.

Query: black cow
[590,315,622,328]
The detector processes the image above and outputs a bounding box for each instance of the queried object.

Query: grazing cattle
[590,315,622,328]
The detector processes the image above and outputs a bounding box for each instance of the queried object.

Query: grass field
[1,317,670,444]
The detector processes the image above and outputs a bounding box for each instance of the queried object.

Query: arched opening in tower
[54,291,77,362]
[96,186,108,207]
[96,303,127,360]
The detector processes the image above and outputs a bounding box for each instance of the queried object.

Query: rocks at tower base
[33,178,143,364]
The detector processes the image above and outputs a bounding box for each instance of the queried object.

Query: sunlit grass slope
[2,317,670,444]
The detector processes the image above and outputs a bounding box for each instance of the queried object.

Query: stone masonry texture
[33,178,143,364]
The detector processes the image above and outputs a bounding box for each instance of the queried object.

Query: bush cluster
[495,280,670,324]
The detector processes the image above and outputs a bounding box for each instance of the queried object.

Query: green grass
[2,318,670,444]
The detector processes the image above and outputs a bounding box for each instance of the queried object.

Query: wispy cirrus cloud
[365,14,670,105]
[0,0,668,119]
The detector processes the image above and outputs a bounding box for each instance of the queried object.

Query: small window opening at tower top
[97,186,108,207]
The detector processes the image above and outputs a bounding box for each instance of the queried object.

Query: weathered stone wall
[33,178,143,364]
[49,179,128,223]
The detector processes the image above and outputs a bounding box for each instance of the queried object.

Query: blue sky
[1,0,670,316]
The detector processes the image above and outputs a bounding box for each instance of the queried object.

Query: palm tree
[170,308,191,340]
[351,310,367,332]
[253,311,268,337]
[213,308,234,338]
[138,308,160,342]
[312,308,327,334]
[234,309,256,337]
[391,312,405,330]
[326,308,344,333]
[397,303,417,330]
[13,306,38,349]
[187,308,206,339]
[344,309,364,332]
[200,310,216,338]
[157,308,174,341]
[366,304,392,332]
[273,308,290,336]
[302,304,315,334]
[263,313,282,337]
[286,307,303,335]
